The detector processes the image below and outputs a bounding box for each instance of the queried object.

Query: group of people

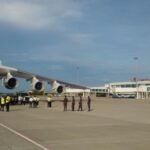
[0,95,40,112]
[0,95,11,112]
[1,94,92,112]
[29,96,39,108]
[46,95,91,112]
[63,95,91,112]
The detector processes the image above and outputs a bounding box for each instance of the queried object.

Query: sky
[0,0,150,92]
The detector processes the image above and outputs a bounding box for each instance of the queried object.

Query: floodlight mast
[133,57,139,99]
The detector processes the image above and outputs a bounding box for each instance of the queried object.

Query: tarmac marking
[0,123,50,150]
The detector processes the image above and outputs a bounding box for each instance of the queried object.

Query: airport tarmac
[1,97,150,150]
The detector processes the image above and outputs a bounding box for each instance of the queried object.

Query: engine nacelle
[52,81,65,94]
[32,77,43,91]
[3,73,17,89]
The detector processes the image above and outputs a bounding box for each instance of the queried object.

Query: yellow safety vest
[11,97,14,101]
[47,97,51,102]
[6,96,10,103]
[1,97,5,104]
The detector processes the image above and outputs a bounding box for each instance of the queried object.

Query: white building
[90,86,108,97]
[90,80,150,99]
[107,80,150,99]
[64,87,91,97]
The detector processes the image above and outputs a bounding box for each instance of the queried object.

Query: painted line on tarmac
[0,123,49,150]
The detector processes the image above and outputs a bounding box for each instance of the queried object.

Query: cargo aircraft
[0,63,88,93]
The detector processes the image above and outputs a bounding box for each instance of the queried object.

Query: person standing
[6,96,10,112]
[63,96,68,111]
[33,96,37,108]
[1,96,5,111]
[18,95,23,105]
[0,96,1,111]
[87,96,91,111]
[47,95,52,107]
[29,96,33,108]
[36,97,39,107]
[11,96,15,105]
[78,96,83,111]
[71,96,75,111]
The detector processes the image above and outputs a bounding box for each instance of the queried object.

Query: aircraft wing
[15,69,88,89]
[0,65,88,92]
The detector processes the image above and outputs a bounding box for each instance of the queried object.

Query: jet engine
[32,77,43,91]
[52,81,65,94]
[3,73,17,89]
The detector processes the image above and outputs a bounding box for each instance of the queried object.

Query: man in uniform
[33,96,37,108]
[6,96,10,112]
[71,96,75,111]
[87,96,91,111]
[63,96,68,111]
[78,96,83,111]
[0,96,1,111]
[29,96,33,108]
[47,95,52,107]
[1,96,5,111]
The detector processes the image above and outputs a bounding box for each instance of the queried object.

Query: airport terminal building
[64,88,90,97]
[91,80,150,99]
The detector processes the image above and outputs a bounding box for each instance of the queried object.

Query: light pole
[133,57,139,99]
[133,57,138,81]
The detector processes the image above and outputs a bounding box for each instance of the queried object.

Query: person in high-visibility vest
[0,96,1,111]
[11,97,15,105]
[6,96,10,112]
[47,95,52,107]
[1,96,5,111]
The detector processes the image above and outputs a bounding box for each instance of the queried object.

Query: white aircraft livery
[0,64,88,93]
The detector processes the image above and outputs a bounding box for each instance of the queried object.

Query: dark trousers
[1,104,5,111]
[6,103,10,112]
[72,104,75,111]
[29,102,32,108]
[88,104,91,111]
[64,104,67,111]
[78,104,83,111]
[48,102,52,107]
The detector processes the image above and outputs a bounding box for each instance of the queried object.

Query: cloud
[68,33,96,45]
[48,64,64,72]
[0,0,82,30]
